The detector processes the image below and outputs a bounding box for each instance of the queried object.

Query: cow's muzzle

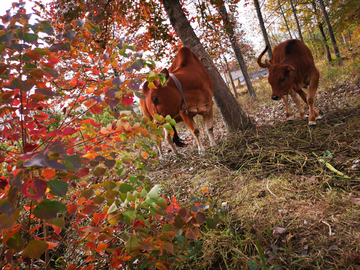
[271,95,279,100]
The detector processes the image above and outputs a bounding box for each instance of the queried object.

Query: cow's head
[267,64,296,100]
[141,68,176,117]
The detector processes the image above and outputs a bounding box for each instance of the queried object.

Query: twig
[322,220,332,236]
[266,179,278,198]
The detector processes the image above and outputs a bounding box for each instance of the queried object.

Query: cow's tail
[257,45,271,68]
[172,126,186,147]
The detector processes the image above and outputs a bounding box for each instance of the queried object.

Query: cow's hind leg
[307,70,320,130]
[182,116,205,154]
[202,109,216,146]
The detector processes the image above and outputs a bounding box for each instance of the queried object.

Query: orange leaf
[69,78,78,87]
[34,111,49,121]
[46,241,58,250]
[41,169,56,180]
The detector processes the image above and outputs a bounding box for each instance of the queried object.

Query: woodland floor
[145,59,360,269]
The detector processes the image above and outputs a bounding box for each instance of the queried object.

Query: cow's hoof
[309,122,317,131]
[316,116,322,123]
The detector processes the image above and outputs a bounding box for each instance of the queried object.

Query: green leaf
[39,21,54,35]
[6,232,25,252]
[123,210,135,224]
[102,181,117,190]
[156,197,167,209]
[47,180,68,197]
[206,218,217,229]
[170,119,177,126]
[119,183,133,193]
[93,167,106,177]
[129,176,138,183]
[64,155,82,169]
[0,31,13,43]
[91,25,101,33]
[23,240,48,259]
[33,200,66,220]
[93,196,105,205]
[126,192,136,202]
[48,217,65,228]
[23,33,38,44]
[163,123,173,132]
[139,189,147,199]
[81,189,95,200]
[125,233,141,256]
[23,63,37,73]
[147,184,160,199]
[108,202,117,214]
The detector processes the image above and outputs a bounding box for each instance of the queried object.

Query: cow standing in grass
[140,47,216,157]
[257,39,322,129]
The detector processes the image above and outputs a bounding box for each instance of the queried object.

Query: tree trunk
[278,0,293,39]
[318,22,332,62]
[161,0,253,131]
[253,0,272,58]
[318,0,342,63]
[218,3,256,100]
[289,0,303,42]
[223,56,239,99]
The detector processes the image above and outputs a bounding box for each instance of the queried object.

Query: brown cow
[257,39,321,129]
[140,47,215,157]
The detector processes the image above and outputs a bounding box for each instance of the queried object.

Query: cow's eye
[281,77,286,82]
[153,97,158,105]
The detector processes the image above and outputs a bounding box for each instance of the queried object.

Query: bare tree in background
[289,0,304,42]
[318,0,342,63]
[218,2,256,99]
[253,0,273,58]
[278,0,293,39]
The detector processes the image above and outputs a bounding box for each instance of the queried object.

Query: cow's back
[272,39,315,67]
[168,47,213,101]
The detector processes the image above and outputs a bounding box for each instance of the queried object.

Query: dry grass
[145,57,360,269]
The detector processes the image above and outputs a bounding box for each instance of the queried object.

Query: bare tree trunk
[253,0,272,58]
[161,0,253,131]
[223,56,239,99]
[278,0,293,39]
[308,32,318,58]
[318,22,332,62]
[218,3,256,100]
[289,0,303,42]
[318,0,342,63]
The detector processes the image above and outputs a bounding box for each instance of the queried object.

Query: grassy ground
[146,56,360,269]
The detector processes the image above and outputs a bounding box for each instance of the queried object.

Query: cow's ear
[160,68,170,81]
[142,81,150,94]
[285,65,295,73]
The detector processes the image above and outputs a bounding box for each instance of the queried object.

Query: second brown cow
[257,39,322,129]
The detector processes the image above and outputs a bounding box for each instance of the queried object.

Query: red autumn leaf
[121,95,133,107]
[82,204,98,215]
[21,178,48,201]
[34,111,49,121]
[62,127,77,136]
[67,204,78,215]
[90,104,103,114]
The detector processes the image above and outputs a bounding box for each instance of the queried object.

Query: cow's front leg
[282,95,294,121]
[307,70,321,130]
[290,90,306,119]
[182,116,205,154]
[164,128,180,156]
[202,108,216,146]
